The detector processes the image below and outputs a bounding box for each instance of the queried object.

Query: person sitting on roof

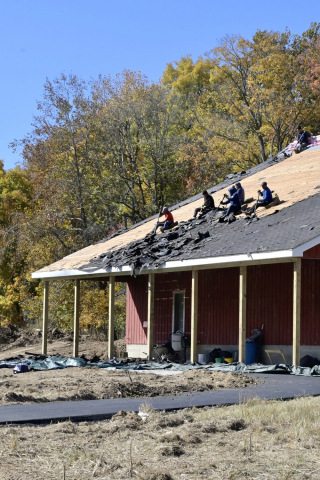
[220,186,241,217]
[294,125,311,154]
[245,181,273,215]
[153,207,174,232]
[193,190,215,218]
[235,182,245,205]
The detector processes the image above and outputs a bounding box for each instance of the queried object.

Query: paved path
[1,373,320,425]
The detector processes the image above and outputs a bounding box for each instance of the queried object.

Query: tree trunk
[257,134,267,162]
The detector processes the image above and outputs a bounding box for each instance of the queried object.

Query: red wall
[126,259,320,346]
[126,275,148,345]
[301,260,320,345]
[198,268,239,345]
[154,272,192,344]
[246,263,293,345]
[303,244,320,259]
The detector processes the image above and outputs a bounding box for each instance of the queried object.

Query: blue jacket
[222,187,241,209]
[259,187,273,203]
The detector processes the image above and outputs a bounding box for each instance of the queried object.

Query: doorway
[172,291,185,333]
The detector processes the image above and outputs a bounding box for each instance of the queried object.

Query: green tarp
[1,357,320,376]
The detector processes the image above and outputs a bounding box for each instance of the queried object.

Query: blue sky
[0,0,319,170]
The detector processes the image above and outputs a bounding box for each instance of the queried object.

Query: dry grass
[0,368,258,406]
[1,395,320,479]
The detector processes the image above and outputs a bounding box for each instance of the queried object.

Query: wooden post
[190,270,199,363]
[42,281,49,355]
[293,258,301,366]
[108,276,115,359]
[73,279,80,358]
[239,266,247,363]
[147,273,155,360]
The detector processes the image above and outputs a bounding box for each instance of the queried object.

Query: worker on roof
[193,190,215,218]
[220,186,241,217]
[245,181,273,216]
[235,182,245,205]
[153,207,174,232]
[294,125,311,154]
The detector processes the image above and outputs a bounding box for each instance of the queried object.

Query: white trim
[172,290,186,333]
[32,250,295,279]
[32,236,320,280]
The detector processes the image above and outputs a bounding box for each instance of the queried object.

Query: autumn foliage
[0,24,320,332]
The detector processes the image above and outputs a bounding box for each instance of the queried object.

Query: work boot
[160,227,164,233]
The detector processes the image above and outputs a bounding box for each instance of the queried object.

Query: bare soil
[0,324,126,360]
[0,395,319,479]
[0,366,258,406]
[0,327,259,406]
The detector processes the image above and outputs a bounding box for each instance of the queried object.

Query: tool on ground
[212,194,226,221]
[256,323,264,362]
[252,192,261,216]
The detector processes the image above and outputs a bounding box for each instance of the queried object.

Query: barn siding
[246,263,294,345]
[126,259,320,346]
[126,275,148,345]
[301,259,320,345]
[303,244,320,259]
[198,268,239,345]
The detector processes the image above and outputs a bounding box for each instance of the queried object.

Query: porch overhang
[31,248,308,281]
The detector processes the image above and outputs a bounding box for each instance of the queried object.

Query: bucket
[171,333,183,352]
[225,357,233,363]
[198,353,211,364]
[215,357,223,363]
[245,343,258,365]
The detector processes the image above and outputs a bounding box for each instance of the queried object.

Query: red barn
[33,148,320,365]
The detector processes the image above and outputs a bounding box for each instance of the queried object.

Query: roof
[32,147,320,279]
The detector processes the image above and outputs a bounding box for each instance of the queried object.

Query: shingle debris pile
[87,192,320,275]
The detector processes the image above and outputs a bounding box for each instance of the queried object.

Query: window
[172,291,185,333]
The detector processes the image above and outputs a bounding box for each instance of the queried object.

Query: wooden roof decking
[34,149,320,274]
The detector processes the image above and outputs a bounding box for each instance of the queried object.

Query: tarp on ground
[1,357,320,377]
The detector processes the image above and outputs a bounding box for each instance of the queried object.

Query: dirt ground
[0,324,126,360]
[0,395,319,479]
[0,367,257,406]
[0,326,259,406]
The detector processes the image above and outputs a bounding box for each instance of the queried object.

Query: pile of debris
[0,324,40,347]
[90,208,259,275]
[0,325,75,349]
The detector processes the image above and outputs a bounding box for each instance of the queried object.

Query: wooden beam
[293,258,301,366]
[239,266,247,363]
[147,273,155,360]
[190,269,199,363]
[108,276,115,359]
[42,281,49,355]
[73,279,80,358]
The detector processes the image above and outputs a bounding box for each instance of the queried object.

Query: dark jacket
[297,130,311,145]
[237,186,245,205]
[204,194,215,210]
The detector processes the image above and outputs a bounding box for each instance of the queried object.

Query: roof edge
[32,249,298,280]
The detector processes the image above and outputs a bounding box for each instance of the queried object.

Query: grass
[0,395,320,479]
